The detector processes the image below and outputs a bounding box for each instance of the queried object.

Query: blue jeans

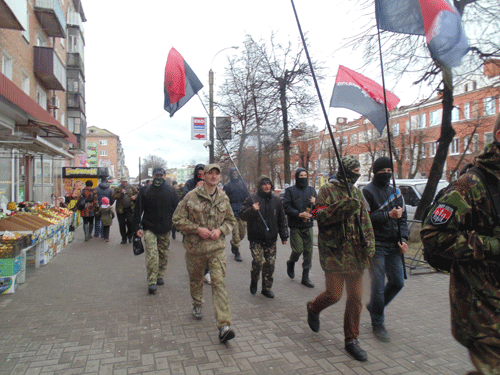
[367,247,405,326]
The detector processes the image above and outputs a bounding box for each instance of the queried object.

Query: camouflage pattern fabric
[172,186,236,255]
[144,230,170,285]
[230,216,247,248]
[289,227,313,270]
[249,241,277,291]
[421,142,500,371]
[112,185,139,215]
[315,178,375,273]
[185,249,231,329]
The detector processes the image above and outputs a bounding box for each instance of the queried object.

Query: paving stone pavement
[0,224,474,375]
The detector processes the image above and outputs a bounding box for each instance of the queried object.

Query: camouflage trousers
[185,249,231,329]
[289,227,314,270]
[250,242,276,292]
[144,230,170,286]
[468,341,500,374]
[230,216,247,248]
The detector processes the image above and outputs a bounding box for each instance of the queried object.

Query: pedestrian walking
[283,168,317,288]
[172,164,236,343]
[306,156,375,362]
[361,156,408,343]
[171,180,181,240]
[421,113,500,374]
[98,197,115,242]
[239,175,288,298]
[224,168,249,262]
[133,168,179,295]
[94,177,114,238]
[78,180,99,242]
[112,177,138,244]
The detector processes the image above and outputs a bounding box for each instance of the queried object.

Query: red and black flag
[164,48,203,117]
[329,65,400,135]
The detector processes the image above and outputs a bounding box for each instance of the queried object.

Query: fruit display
[0,232,30,258]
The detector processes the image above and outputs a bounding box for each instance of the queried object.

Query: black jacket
[133,183,179,235]
[94,182,114,207]
[239,184,288,247]
[183,164,205,196]
[283,169,317,229]
[362,179,408,247]
[223,168,249,218]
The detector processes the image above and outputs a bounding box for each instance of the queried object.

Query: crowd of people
[72,115,500,373]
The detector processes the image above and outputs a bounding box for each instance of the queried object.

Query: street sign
[191,117,207,140]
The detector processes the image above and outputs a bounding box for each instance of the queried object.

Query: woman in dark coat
[79,180,99,241]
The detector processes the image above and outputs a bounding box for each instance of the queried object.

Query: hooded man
[133,167,179,295]
[283,168,318,288]
[361,156,408,343]
[183,163,206,196]
[239,176,288,298]
[223,168,249,262]
[421,113,500,374]
[307,156,375,362]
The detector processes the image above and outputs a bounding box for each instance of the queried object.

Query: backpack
[422,166,500,272]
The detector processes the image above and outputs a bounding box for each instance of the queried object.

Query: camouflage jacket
[420,142,500,348]
[112,185,138,214]
[172,185,236,254]
[315,177,375,274]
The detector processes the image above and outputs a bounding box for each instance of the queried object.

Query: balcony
[67,53,85,75]
[34,46,66,91]
[66,10,84,40]
[0,0,25,30]
[34,0,66,38]
[67,93,85,112]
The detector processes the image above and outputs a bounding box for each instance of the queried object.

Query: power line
[123,112,168,135]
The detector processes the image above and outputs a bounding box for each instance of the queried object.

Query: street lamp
[209,46,238,163]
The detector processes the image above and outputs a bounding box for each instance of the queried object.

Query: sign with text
[191,117,207,140]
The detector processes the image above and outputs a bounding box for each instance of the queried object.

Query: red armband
[311,206,326,218]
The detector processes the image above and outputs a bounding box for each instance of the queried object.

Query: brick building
[0,0,87,203]
[86,126,126,181]
[278,63,500,186]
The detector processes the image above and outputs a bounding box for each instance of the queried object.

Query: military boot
[234,247,242,262]
[287,252,301,279]
[301,269,315,288]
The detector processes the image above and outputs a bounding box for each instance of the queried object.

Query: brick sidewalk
[0,224,473,374]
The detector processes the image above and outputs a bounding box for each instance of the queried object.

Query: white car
[356,179,449,221]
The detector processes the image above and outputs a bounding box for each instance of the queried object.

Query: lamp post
[209,46,238,163]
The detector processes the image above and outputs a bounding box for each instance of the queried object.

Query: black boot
[286,260,295,279]
[231,244,237,254]
[250,280,257,295]
[83,223,89,242]
[301,269,315,288]
[234,247,242,262]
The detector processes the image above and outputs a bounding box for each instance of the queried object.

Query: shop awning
[0,135,74,158]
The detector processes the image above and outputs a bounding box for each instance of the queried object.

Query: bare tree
[140,155,167,180]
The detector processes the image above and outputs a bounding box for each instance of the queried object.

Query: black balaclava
[229,168,239,182]
[372,156,392,187]
[295,168,308,189]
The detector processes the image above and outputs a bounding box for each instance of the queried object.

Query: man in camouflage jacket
[172,164,237,343]
[421,114,500,374]
[307,156,375,362]
[112,177,139,244]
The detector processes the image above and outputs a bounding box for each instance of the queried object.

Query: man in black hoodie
[94,177,114,238]
[223,168,249,262]
[133,168,179,295]
[283,168,317,288]
[361,157,408,343]
[183,164,205,196]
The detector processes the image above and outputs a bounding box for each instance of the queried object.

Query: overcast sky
[83,0,425,177]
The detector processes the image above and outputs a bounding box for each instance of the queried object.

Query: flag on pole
[164,48,203,117]
[375,0,469,68]
[330,66,400,136]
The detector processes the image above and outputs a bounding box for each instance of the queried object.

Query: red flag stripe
[164,48,186,104]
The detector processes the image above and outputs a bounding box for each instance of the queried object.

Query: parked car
[356,179,449,221]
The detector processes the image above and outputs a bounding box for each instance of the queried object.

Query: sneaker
[157,278,164,286]
[192,305,203,320]
[219,325,235,343]
[373,324,390,342]
[148,284,157,295]
[307,301,320,332]
[345,339,368,362]
[204,273,211,285]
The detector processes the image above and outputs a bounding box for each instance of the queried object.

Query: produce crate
[0,254,23,276]
[0,272,20,294]
[0,235,31,258]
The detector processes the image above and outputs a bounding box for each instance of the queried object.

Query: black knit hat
[373,157,392,174]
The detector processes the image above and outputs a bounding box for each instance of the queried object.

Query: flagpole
[290,0,366,246]
[196,94,270,231]
[375,20,407,279]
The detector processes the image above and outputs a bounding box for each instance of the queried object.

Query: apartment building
[86,126,126,181]
[281,62,500,185]
[0,0,86,203]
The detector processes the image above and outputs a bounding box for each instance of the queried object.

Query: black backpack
[422,166,500,272]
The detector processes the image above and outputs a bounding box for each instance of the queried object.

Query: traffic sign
[191,117,206,140]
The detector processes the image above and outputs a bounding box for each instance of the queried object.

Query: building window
[22,74,30,95]
[429,142,437,157]
[464,135,471,153]
[419,113,426,128]
[420,144,426,158]
[36,86,47,110]
[2,54,13,80]
[451,107,460,122]
[350,133,357,145]
[484,97,496,116]
[100,150,108,156]
[464,103,470,119]
[342,135,348,146]
[410,115,418,131]
[100,140,108,146]
[485,132,494,146]
[392,122,399,136]
[450,138,460,155]
[430,110,441,126]
[472,134,479,152]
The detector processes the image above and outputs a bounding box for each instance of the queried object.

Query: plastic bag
[132,235,144,256]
